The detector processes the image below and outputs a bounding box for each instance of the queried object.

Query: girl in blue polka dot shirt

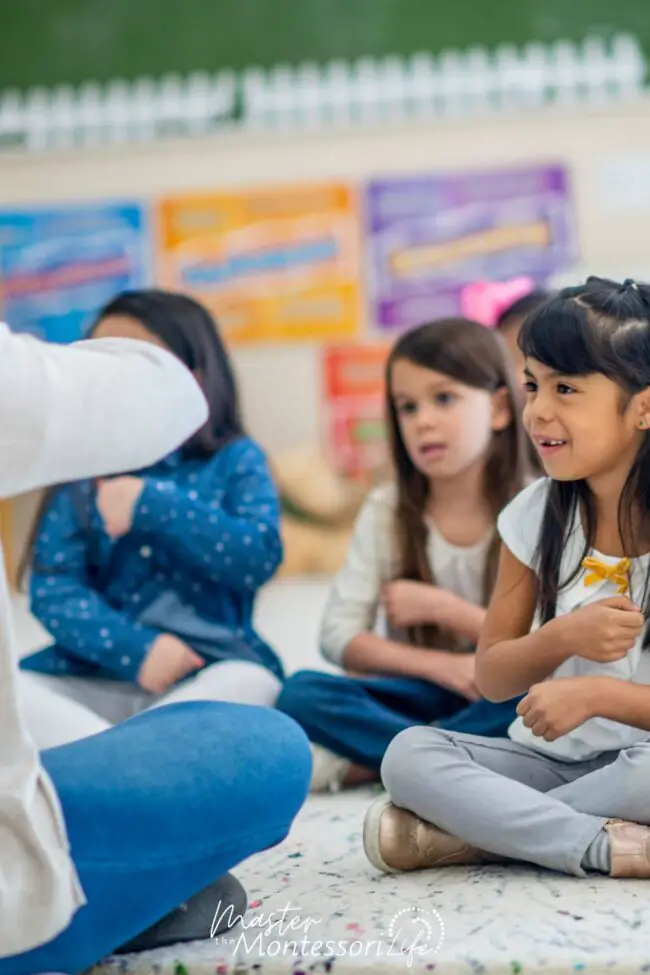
[20,289,285,747]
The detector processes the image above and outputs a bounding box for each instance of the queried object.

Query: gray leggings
[381,726,650,876]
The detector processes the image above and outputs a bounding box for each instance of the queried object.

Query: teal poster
[0,202,150,343]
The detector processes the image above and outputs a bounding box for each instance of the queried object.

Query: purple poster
[365,165,577,331]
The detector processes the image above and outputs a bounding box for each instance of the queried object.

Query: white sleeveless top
[499,478,650,761]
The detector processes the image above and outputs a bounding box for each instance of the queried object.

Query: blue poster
[0,202,150,344]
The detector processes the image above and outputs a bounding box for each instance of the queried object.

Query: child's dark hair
[99,289,245,455]
[385,317,530,648]
[19,288,244,587]
[519,276,650,631]
[496,288,551,478]
[496,290,550,332]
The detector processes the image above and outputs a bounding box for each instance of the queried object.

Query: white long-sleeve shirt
[0,323,207,958]
[320,484,492,666]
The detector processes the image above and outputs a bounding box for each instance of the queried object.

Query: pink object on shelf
[460,277,536,328]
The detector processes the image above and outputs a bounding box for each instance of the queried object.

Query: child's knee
[190,660,282,708]
[382,726,430,800]
[381,725,450,805]
[276,670,326,722]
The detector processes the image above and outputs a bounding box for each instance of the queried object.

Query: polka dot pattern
[23,439,284,683]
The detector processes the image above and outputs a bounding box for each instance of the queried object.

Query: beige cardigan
[0,323,207,958]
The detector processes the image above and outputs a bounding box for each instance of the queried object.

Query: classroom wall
[2,99,650,456]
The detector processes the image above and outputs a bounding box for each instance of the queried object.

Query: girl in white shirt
[277,317,530,792]
[364,276,650,879]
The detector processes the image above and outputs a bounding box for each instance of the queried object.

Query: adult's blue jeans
[276,669,520,770]
[1,701,311,975]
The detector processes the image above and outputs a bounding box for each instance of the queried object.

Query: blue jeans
[276,669,520,770]
[1,701,311,975]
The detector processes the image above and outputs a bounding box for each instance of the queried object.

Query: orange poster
[157,183,362,344]
[323,344,389,477]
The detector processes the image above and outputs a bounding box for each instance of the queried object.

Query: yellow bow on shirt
[582,556,631,595]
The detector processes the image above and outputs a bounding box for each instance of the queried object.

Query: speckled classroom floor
[12,583,650,974]
[90,788,650,975]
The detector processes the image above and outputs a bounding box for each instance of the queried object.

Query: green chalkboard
[2,0,647,91]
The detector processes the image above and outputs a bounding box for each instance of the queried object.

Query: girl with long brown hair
[277,317,531,793]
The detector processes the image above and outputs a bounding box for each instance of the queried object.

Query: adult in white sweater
[0,324,310,973]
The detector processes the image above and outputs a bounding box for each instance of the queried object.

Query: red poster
[323,345,389,477]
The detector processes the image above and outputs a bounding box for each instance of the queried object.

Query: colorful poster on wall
[365,165,576,331]
[0,202,150,344]
[157,183,361,344]
[323,344,389,477]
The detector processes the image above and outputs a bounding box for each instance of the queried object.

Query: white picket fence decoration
[0,34,645,152]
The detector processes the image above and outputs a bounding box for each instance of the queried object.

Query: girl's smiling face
[523,357,647,484]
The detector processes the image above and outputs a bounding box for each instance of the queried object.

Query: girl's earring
[640,419,647,430]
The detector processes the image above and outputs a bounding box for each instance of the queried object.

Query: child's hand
[383,580,450,629]
[546,596,644,663]
[517,677,602,741]
[137,634,205,694]
[96,476,144,539]
[423,652,481,702]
